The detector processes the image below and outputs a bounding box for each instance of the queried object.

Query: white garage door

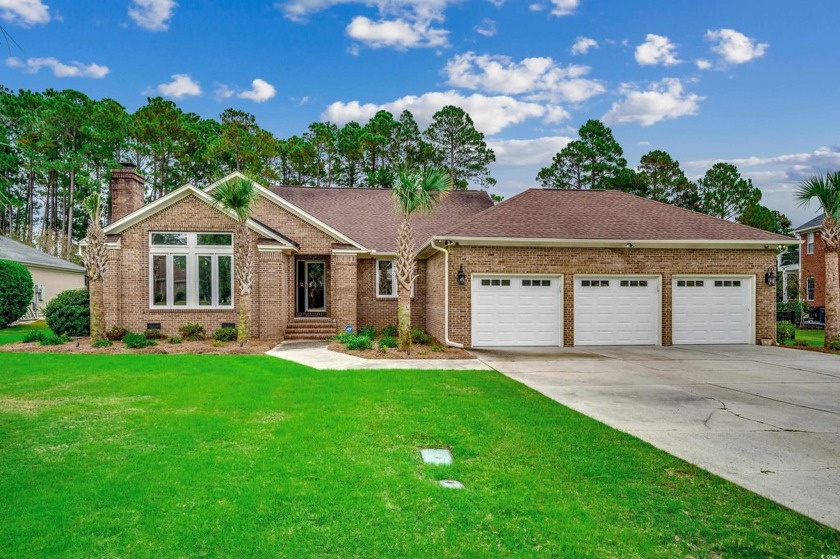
[471,276,562,347]
[574,276,660,346]
[673,277,753,344]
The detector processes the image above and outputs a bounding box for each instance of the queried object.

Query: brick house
[794,215,836,322]
[101,167,796,347]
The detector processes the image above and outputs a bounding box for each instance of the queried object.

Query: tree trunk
[89,279,105,342]
[396,217,416,352]
[235,220,254,345]
[238,291,251,345]
[825,249,840,344]
[26,170,34,242]
[397,284,411,352]
[66,168,75,256]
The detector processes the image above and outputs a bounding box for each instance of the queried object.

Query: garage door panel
[471,276,562,347]
[574,277,660,346]
[673,277,752,344]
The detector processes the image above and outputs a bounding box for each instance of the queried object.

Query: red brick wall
[356,258,426,332]
[425,252,446,343]
[799,231,839,309]
[331,254,358,332]
[443,246,777,347]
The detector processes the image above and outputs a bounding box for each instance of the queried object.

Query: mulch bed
[327,341,473,360]
[778,343,840,356]
[0,338,276,355]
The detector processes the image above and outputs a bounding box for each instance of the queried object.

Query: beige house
[0,235,86,314]
[100,166,796,347]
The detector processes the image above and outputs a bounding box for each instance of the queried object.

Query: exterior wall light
[626,242,634,248]
[457,265,466,286]
[765,266,777,286]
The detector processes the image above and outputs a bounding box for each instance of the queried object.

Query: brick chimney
[109,163,145,224]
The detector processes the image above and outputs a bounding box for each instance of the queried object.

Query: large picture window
[375,259,413,298]
[150,232,234,309]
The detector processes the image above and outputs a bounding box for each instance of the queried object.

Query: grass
[0,355,837,558]
[0,320,51,345]
[792,328,825,347]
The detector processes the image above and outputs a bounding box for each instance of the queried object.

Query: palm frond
[83,193,102,224]
[796,171,840,219]
[393,167,452,217]
[211,177,258,222]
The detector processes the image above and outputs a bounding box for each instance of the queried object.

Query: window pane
[198,256,212,306]
[378,260,394,296]
[152,233,187,246]
[219,256,232,306]
[481,279,491,286]
[522,279,531,286]
[501,279,510,286]
[152,255,167,306]
[197,233,232,246]
[173,255,187,306]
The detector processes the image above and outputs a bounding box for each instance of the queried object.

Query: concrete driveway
[470,345,840,530]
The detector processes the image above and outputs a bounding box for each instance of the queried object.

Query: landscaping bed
[328,325,473,359]
[327,340,473,359]
[0,337,275,355]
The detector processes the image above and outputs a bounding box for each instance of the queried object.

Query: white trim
[573,274,662,347]
[807,232,815,254]
[103,183,297,251]
[374,258,414,299]
[425,236,797,251]
[429,241,463,348]
[470,273,564,348]
[671,274,755,344]
[806,276,815,301]
[204,172,367,251]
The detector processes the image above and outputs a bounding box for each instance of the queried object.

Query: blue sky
[2,0,839,227]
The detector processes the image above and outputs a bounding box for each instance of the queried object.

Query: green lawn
[790,328,826,347]
[0,320,51,345]
[0,355,836,558]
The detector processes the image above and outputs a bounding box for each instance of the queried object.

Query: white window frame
[149,232,234,309]
[375,259,414,299]
[806,277,815,301]
[807,232,815,254]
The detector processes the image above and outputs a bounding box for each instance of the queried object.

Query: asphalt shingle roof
[0,236,85,272]
[441,189,794,242]
[269,186,495,252]
[794,214,824,233]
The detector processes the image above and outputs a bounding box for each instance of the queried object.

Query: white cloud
[602,78,703,126]
[634,34,680,66]
[149,74,202,98]
[6,56,109,78]
[443,51,605,104]
[570,36,597,55]
[346,15,447,49]
[695,58,712,70]
[549,0,580,16]
[0,0,50,26]
[129,0,176,31]
[475,17,496,37]
[237,78,277,102]
[488,136,574,166]
[213,83,235,101]
[705,28,768,65]
[322,90,565,135]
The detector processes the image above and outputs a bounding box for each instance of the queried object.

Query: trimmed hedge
[44,289,89,337]
[776,321,795,344]
[0,260,34,327]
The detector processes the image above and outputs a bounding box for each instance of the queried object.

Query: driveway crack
[703,396,808,432]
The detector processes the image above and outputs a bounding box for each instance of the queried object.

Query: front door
[297,260,326,313]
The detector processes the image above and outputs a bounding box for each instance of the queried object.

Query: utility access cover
[420,448,453,466]
[439,480,464,489]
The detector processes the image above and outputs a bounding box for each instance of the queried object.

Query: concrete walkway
[266,341,491,370]
[471,345,840,530]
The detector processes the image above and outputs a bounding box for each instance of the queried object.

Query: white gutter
[430,240,464,349]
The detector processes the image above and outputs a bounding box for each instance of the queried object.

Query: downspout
[430,239,464,348]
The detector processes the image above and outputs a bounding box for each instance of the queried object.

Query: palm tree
[392,167,452,351]
[796,171,840,344]
[212,177,258,344]
[81,193,108,342]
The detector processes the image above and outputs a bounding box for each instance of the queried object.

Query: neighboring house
[100,165,796,347]
[0,235,86,314]
[794,215,835,323]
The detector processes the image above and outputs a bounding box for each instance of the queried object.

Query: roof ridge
[270,184,490,194]
[436,188,537,237]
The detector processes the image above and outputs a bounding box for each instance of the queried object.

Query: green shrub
[411,327,434,345]
[212,327,238,342]
[346,335,372,351]
[92,339,113,348]
[380,324,398,338]
[0,260,33,327]
[359,326,378,339]
[144,328,167,340]
[44,289,89,337]
[378,335,397,349]
[168,336,183,344]
[776,321,795,344]
[106,325,129,341]
[211,339,226,348]
[335,332,356,343]
[430,344,445,352]
[793,339,809,347]
[22,329,47,343]
[124,332,157,349]
[178,322,205,341]
[40,334,70,346]
[827,338,840,351]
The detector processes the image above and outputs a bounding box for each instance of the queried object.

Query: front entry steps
[284,317,338,341]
